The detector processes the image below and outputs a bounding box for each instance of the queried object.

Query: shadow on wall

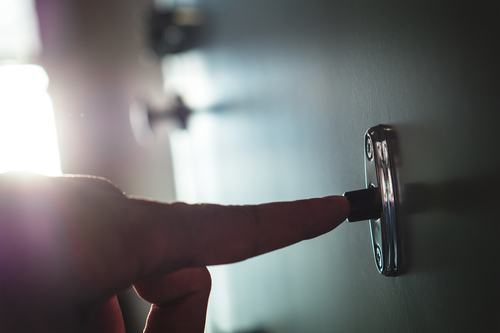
[398,172,500,277]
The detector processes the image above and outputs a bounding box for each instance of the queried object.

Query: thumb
[135,267,212,333]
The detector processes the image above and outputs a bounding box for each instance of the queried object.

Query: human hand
[0,174,349,332]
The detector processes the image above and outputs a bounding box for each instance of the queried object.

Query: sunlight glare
[0,64,62,176]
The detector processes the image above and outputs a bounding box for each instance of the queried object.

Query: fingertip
[313,195,350,228]
[331,195,351,223]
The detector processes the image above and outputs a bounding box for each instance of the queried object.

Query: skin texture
[0,173,349,332]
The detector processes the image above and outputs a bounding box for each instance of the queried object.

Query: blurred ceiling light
[0,64,62,176]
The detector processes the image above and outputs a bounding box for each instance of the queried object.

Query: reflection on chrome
[365,125,400,276]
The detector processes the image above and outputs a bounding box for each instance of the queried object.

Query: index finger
[125,196,349,280]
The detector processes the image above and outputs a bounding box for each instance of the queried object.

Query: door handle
[343,125,400,276]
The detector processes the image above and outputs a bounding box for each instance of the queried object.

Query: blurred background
[2,0,500,332]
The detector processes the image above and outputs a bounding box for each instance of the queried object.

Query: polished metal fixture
[344,125,400,276]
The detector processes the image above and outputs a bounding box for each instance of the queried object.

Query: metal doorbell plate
[364,125,400,276]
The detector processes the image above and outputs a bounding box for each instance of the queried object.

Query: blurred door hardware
[145,95,192,130]
[129,95,192,144]
[344,125,400,276]
[149,7,204,56]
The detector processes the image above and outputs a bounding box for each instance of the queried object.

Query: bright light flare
[0,64,62,176]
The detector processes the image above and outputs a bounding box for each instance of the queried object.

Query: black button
[343,186,382,222]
